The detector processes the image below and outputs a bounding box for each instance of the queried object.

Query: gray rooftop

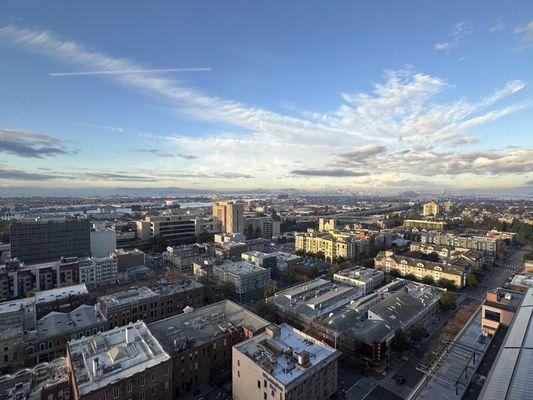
[268,279,362,322]
[34,284,89,304]
[235,323,340,388]
[68,321,170,396]
[148,300,270,355]
[213,260,269,277]
[99,281,202,308]
[37,304,105,339]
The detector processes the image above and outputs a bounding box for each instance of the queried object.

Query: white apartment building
[233,324,340,400]
[333,266,384,294]
[79,257,118,288]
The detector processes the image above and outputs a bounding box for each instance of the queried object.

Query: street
[342,245,529,400]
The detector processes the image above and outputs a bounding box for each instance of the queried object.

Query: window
[113,388,120,399]
[151,387,156,396]
[164,365,169,376]
[152,372,156,382]
[139,377,145,387]
[128,383,132,393]
[485,309,501,322]
[99,395,106,400]
[258,380,261,389]
[141,391,145,400]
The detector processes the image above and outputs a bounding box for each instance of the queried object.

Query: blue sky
[0,1,532,193]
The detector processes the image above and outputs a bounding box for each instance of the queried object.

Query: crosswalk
[345,377,376,399]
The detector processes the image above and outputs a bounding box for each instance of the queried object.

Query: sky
[0,1,532,194]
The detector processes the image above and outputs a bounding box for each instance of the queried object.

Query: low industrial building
[317,280,442,365]
[148,300,270,397]
[267,278,362,327]
[333,266,384,294]
[233,323,340,400]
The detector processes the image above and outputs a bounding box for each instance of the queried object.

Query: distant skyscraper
[212,201,244,233]
[10,219,90,264]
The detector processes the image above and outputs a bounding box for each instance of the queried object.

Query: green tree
[390,329,410,354]
[310,265,319,278]
[404,273,417,281]
[283,268,296,284]
[466,273,478,287]
[0,221,11,243]
[150,234,166,252]
[264,282,278,298]
[439,291,456,311]
[422,276,435,285]
[145,270,157,282]
[409,324,429,342]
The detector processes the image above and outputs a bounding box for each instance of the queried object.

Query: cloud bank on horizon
[0,13,532,193]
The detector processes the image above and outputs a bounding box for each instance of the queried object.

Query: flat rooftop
[268,278,361,321]
[68,321,170,396]
[235,323,340,386]
[99,286,158,307]
[243,251,276,260]
[214,260,269,276]
[37,305,105,339]
[98,281,201,308]
[334,266,383,281]
[148,300,270,354]
[321,281,441,340]
[35,284,89,304]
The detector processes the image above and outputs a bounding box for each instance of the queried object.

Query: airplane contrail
[49,67,211,77]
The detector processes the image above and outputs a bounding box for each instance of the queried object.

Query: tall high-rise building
[422,201,440,217]
[10,220,90,264]
[212,201,244,233]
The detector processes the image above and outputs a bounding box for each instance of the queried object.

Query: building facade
[98,282,204,328]
[136,214,196,243]
[212,202,244,233]
[233,324,340,400]
[79,257,118,289]
[10,220,90,264]
[148,300,270,398]
[212,260,270,299]
[375,250,470,288]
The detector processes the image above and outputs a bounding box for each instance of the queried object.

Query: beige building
[212,201,244,233]
[233,324,340,400]
[374,250,470,288]
[318,217,337,232]
[403,219,446,230]
[295,232,355,262]
[135,213,196,242]
[422,201,440,217]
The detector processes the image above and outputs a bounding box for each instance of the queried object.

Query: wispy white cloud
[0,24,530,190]
[435,21,473,52]
[514,20,533,47]
[49,67,211,77]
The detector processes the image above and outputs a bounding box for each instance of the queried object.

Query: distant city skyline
[0,1,532,194]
